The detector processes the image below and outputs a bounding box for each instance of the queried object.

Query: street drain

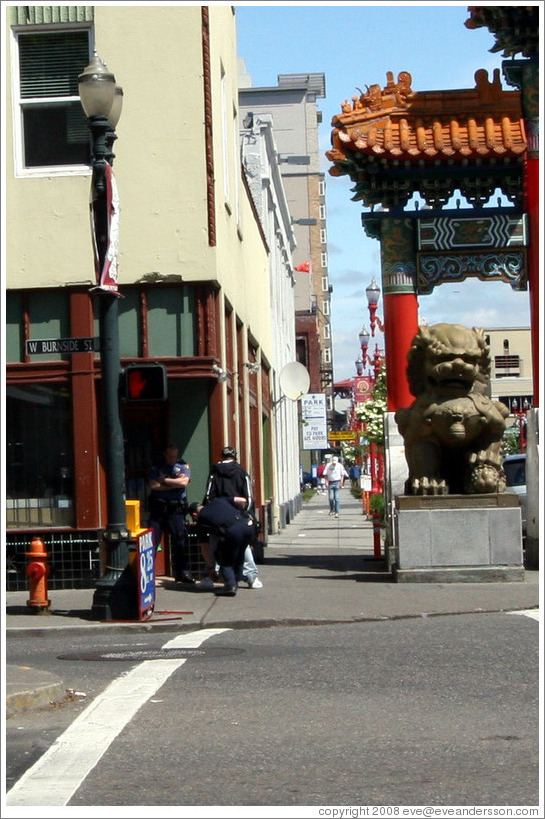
[57,647,244,662]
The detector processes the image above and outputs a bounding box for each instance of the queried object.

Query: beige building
[239,72,335,474]
[484,326,533,444]
[485,326,533,408]
[4,5,297,586]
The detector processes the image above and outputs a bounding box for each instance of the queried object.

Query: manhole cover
[58,647,244,662]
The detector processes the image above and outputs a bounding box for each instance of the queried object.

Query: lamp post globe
[78,52,116,118]
[358,325,370,350]
[366,277,381,336]
[365,277,380,307]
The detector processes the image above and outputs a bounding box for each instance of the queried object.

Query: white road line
[5,628,230,807]
[508,609,540,621]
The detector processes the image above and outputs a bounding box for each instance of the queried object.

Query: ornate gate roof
[326,69,526,209]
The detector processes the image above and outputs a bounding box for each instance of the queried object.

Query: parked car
[503,453,527,535]
[301,471,318,490]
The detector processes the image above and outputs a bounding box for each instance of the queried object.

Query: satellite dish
[279,362,310,401]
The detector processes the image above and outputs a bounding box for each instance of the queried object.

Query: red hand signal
[128,370,147,398]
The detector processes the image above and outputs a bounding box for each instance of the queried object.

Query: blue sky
[234,2,533,382]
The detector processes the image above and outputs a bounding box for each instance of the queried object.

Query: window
[319,205,326,220]
[495,354,520,377]
[6,290,71,363]
[12,27,91,174]
[321,252,328,268]
[320,228,327,244]
[6,383,74,528]
[319,179,325,197]
[321,276,329,291]
[147,288,196,357]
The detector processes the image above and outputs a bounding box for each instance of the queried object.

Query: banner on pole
[90,163,120,293]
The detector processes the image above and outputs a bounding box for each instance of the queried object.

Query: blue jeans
[208,538,258,583]
[243,545,258,583]
[328,481,341,514]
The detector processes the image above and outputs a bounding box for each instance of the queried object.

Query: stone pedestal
[393,494,524,583]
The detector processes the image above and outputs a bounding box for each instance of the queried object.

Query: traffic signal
[123,364,168,402]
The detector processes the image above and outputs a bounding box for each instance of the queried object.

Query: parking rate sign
[301,393,328,450]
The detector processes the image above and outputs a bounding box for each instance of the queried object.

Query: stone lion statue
[395,324,509,495]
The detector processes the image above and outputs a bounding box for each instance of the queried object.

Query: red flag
[295,260,311,273]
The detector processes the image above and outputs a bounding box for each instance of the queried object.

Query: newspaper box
[136,528,155,620]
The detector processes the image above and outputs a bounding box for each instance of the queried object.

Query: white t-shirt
[325,461,348,483]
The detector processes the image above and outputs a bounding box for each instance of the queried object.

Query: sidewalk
[4,488,539,714]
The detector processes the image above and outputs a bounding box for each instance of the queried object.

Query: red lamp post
[358,325,371,368]
[366,278,385,337]
[356,322,386,558]
[511,398,529,453]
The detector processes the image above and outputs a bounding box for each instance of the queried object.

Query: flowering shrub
[355,369,387,444]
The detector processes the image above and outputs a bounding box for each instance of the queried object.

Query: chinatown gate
[326,7,540,573]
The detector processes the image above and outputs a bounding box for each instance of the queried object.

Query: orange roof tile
[327,69,526,168]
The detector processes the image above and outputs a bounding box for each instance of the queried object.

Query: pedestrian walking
[324,456,348,517]
[349,463,361,488]
[317,461,327,494]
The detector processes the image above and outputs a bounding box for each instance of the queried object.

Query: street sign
[301,393,328,450]
[25,337,98,355]
[328,430,358,441]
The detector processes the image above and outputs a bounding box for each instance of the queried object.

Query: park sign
[25,337,98,355]
[301,393,328,450]
[329,430,359,441]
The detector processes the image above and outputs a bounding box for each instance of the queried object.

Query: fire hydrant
[26,537,51,614]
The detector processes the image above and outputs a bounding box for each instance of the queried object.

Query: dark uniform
[196,497,257,596]
[147,454,192,583]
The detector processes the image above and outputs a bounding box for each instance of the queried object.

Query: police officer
[147,442,194,584]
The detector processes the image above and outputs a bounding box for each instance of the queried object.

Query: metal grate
[6,530,101,591]
[6,526,208,590]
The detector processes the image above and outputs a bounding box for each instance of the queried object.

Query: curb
[6,666,67,718]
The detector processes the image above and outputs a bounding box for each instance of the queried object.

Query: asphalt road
[4,611,540,810]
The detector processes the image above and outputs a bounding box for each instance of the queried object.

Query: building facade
[239,71,334,472]
[4,5,299,587]
[240,111,302,530]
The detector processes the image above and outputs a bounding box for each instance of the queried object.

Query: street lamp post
[511,398,529,453]
[365,278,384,337]
[79,53,135,621]
[358,325,371,370]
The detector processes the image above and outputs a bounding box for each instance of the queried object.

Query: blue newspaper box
[136,528,155,620]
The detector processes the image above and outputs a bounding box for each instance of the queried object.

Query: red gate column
[520,63,539,409]
[525,152,539,407]
[503,58,540,408]
[380,216,419,413]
